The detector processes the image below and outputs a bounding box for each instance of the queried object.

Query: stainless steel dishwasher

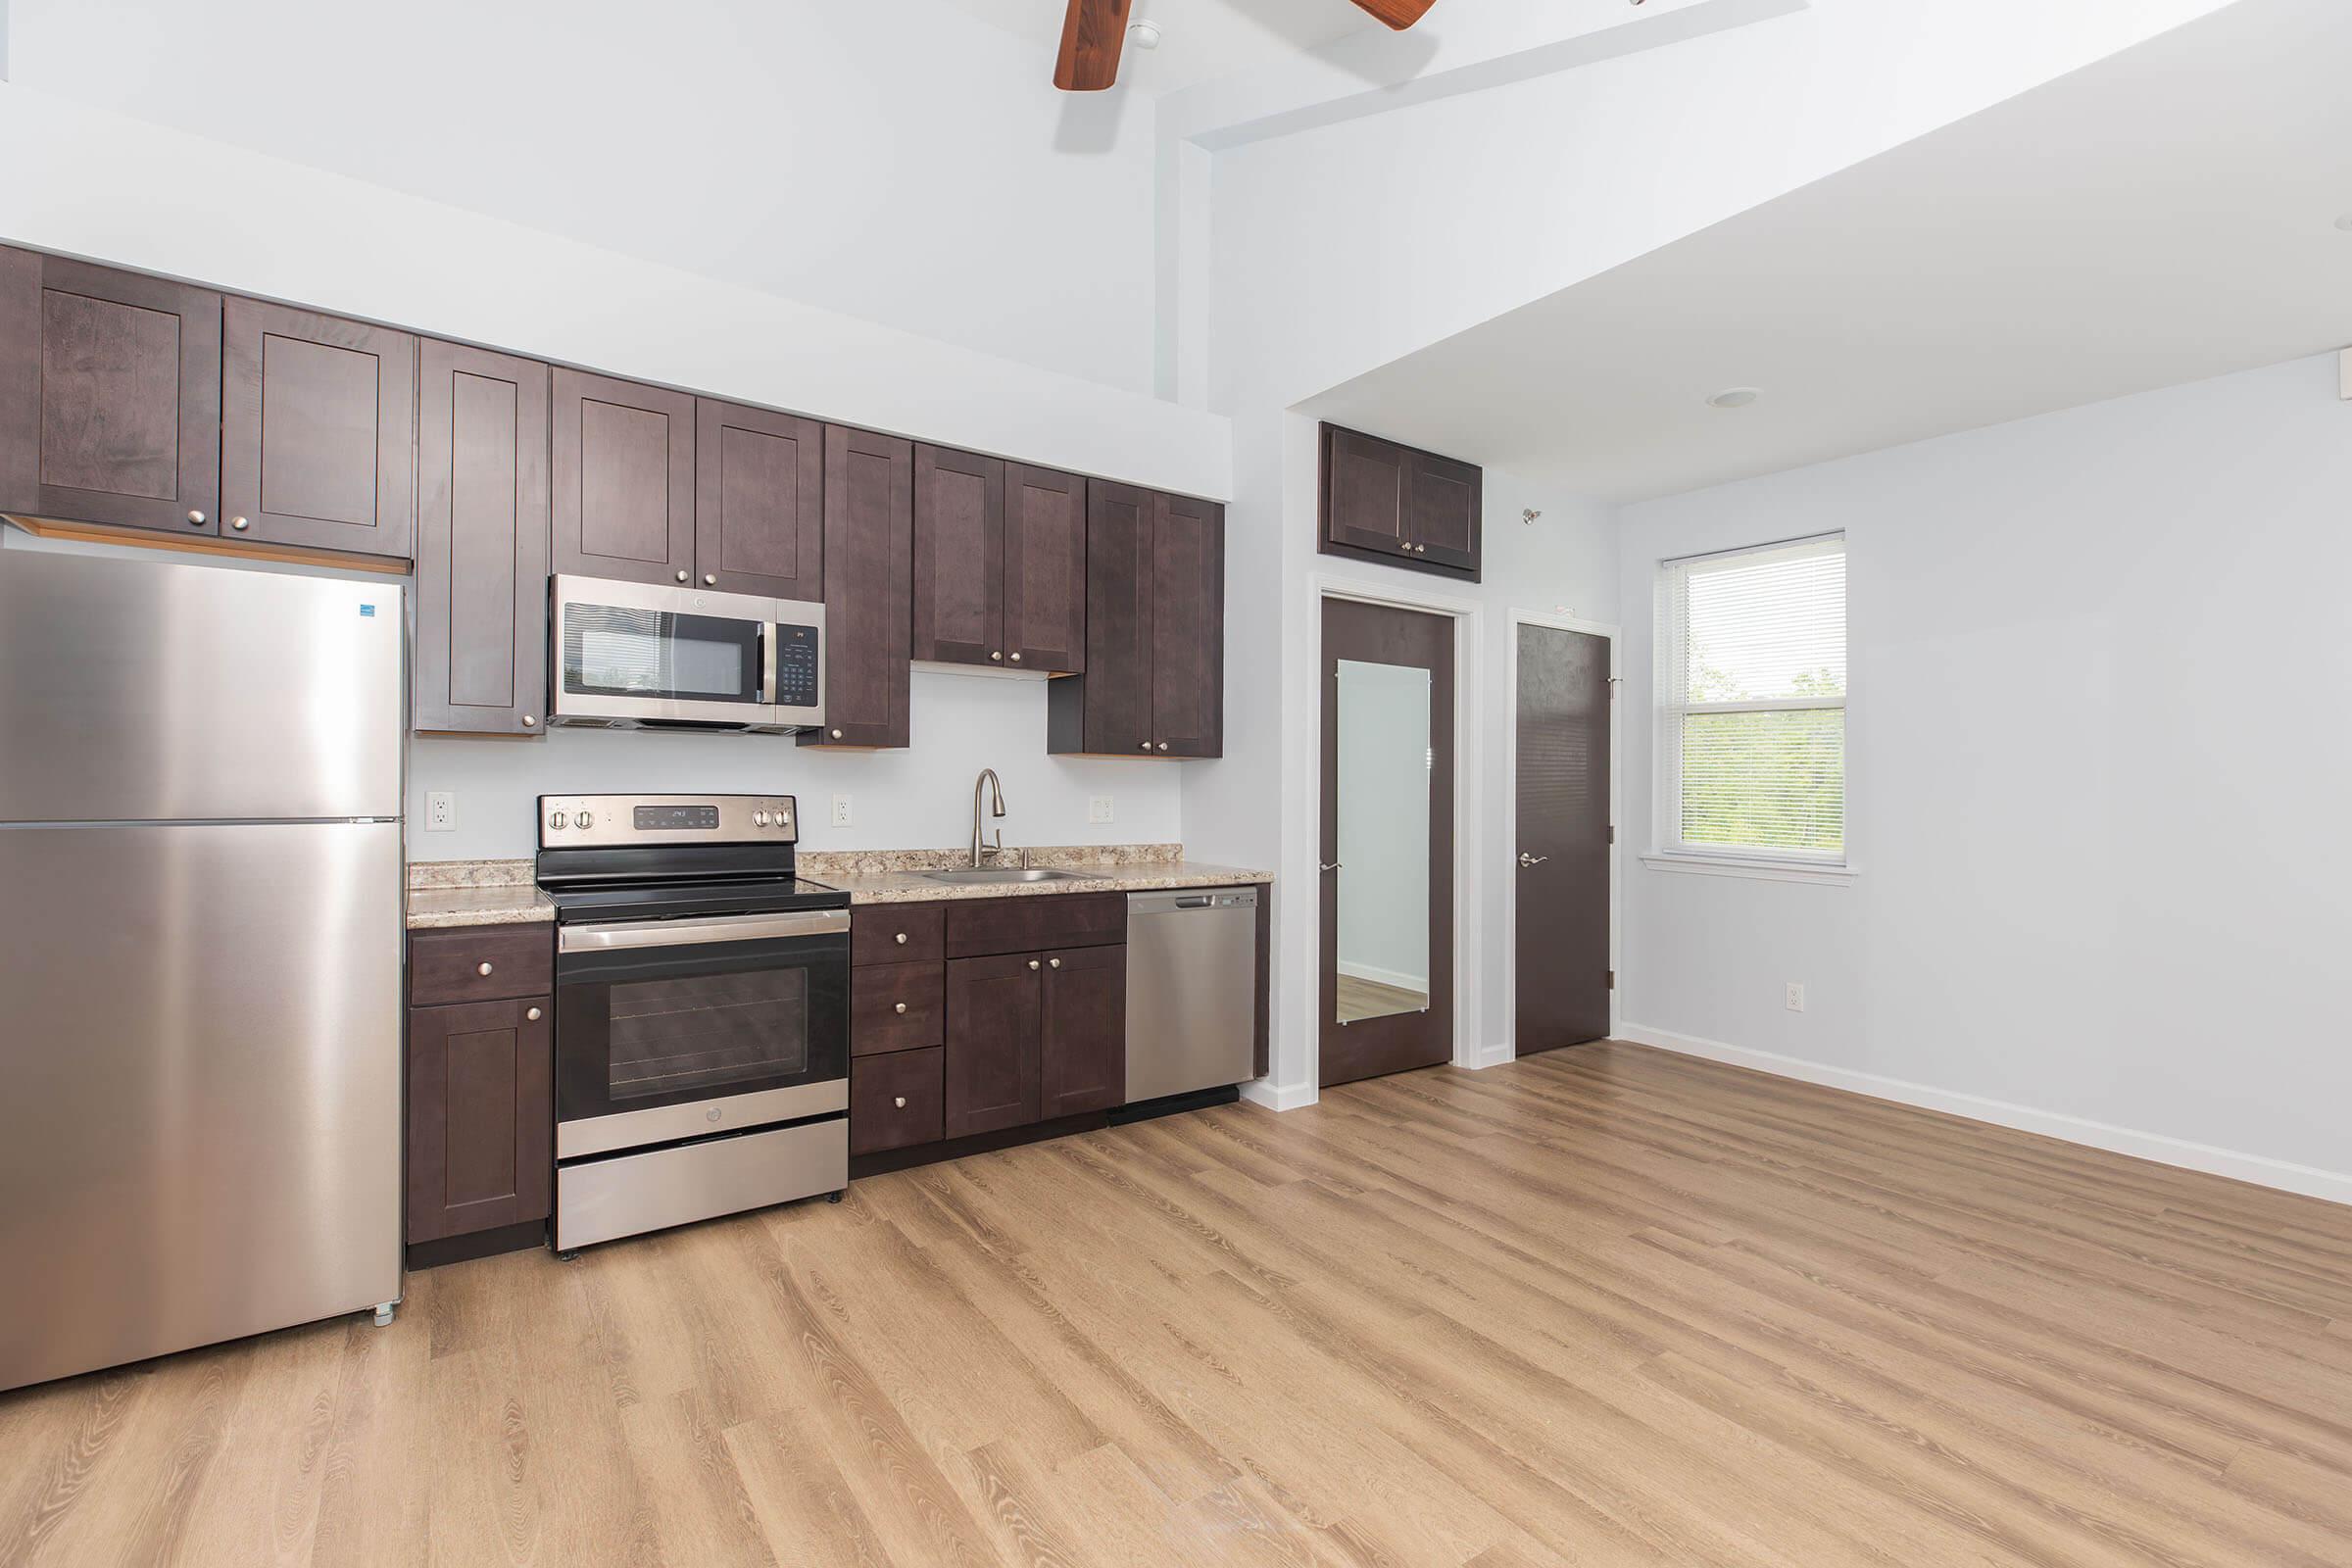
[1126,887,1260,1102]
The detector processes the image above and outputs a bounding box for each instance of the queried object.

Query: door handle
[1319,861,1343,873]
[1517,853,1548,867]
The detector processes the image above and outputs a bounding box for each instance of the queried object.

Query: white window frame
[1650,533,1852,882]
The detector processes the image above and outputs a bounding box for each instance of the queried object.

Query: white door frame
[1501,608,1621,1057]
[1304,572,1487,1091]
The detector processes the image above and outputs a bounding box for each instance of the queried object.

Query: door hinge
[1608,826,1615,844]
[1606,970,1616,990]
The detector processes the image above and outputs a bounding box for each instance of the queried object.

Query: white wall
[4,0,1160,394]
[1616,352,2352,1197]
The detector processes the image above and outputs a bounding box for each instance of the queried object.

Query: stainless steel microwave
[549,575,824,733]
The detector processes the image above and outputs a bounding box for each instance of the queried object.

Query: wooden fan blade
[1348,0,1437,28]
[1055,0,1136,91]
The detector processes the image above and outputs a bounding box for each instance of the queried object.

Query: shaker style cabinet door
[1404,449,1481,573]
[1039,943,1126,1118]
[943,953,1042,1139]
[220,298,416,557]
[1048,478,1152,757]
[1148,492,1223,759]
[1319,423,1408,558]
[413,340,552,736]
[1003,463,1087,674]
[910,444,1004,667]
[406,996,554,1245]
[694,399,823,601]
[802,426,913,749]
[0,248,222,537]
[552,368,694,586]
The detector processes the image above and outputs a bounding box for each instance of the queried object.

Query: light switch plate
[830,794,854,827]
[1088,795,1114,825]
[425,791,457,832]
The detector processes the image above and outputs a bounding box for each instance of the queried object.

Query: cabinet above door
[553,368,695,586]
[0,249,221,538]
[220,299,416,559]
[1318,422,1482,581]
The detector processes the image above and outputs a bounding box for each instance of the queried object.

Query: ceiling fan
[1054,0,1438,91]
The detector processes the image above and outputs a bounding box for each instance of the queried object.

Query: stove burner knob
[753,810,769,827]
[576,810,595,829]
[549,811,567,830]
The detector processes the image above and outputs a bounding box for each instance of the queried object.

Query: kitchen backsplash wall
[407,669,1183,862]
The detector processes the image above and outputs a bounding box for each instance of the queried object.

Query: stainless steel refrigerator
[0,546,405,1392]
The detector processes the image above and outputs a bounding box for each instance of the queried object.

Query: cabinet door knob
[230,516,250,532]
[831,728,844,740]
[1028,958,1040,970]
[1139,741,1152,751]
[1008,652,1021,662]
[894,1096,907,1109]
[476,961,494,976]
[1157,742,1169,752]
[894,1002,907,1014]
[704,573,716,586]
[520,714,536,728]
[525,1006,542,1021]
[1048,956,1061,969]
[894,931,907,945]
[675,569,689,582]
[186,511,207,527]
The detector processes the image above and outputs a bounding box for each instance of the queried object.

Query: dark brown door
[552,368,693,586]
[1150,491,1223,758]
[1049,478,1152,757]
[1515,623,1612,1054]
[943,952,1041,1138]
[1405,450,1481,573]
[694,399,822,600]
[1003,463,1086,673]
[0,250,221,536]
[1320,423,1407,558]
[910,444,1004,667]
[803,426,913,749]
[1040,943,1126,1117]
[413,339,552,735]
[219,299,416,557]
[1318,598,1456,1089]
[406,997,554,1245]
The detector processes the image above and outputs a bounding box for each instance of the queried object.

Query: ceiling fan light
[1129,20,1161,50]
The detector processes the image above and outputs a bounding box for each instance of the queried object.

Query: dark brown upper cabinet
[1318,422,1482,581]
[1048,480,1222,759]
[220,299,416,559]
[695,399,823,601]
[802,425,912,750]
[553,368,694,586]
[414,340,552,736]
[911,452,1088,675]
[911,444,1004,666]
[0,249,222,537]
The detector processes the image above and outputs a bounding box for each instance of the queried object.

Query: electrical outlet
[1786,982,1806,1012]
[425,792,457,832]
[1088,795,1114,825]
[830,794,854,827]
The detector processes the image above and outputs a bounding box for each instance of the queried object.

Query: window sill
[1640,853,1856,887]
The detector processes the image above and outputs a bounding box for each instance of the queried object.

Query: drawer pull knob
[476,961,494,976]
[894,1002,907,1014]
[1028,958,1040,970]
[525,1006,542,1021]
[894,931,907,945]
[894,1096,907,1108]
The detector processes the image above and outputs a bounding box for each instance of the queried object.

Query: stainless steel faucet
[970,768,1006,867]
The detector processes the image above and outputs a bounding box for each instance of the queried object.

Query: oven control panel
[538,794,797,848]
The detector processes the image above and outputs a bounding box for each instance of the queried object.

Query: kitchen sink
[919,867,1090,885]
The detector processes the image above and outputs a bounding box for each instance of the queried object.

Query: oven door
[551,575,779,728]
[554,909,849,1159]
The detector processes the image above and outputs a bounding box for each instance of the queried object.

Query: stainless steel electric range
[536,794,852,1250]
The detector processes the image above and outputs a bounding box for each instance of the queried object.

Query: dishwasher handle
[1127,886,1260,917]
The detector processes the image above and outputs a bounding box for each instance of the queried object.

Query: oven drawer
[946,893,1125,958]
[852,1048,943,1154]
[853,962,943,1056]
[853,904,945,966]
[411,925,554,1005]
[555,1116,847,1250]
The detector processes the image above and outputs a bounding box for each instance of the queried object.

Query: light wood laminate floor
[4,1042,2350,1567]
[1335,972,1429,1023]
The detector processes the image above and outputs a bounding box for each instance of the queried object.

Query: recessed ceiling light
[1129,20,1163,50]
[1707,387,1762,410]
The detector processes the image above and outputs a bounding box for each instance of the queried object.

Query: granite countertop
[808,858,1273,906]
[405,859,554,930]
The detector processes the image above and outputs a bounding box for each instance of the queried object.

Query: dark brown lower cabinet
[406,994,552,1248]
[943,951,1044,1138]
[851,1047,944,1155]
[1040,944,1126,1118]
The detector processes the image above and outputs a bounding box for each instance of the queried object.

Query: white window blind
[1657,535,1845,861]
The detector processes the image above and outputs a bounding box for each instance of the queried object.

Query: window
[1656,535,1845,863]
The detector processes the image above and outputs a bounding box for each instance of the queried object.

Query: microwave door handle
[758,622,775,704]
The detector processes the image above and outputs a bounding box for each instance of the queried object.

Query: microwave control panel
[774,622,820,709]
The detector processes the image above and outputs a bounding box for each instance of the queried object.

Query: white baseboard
[1617,1022,2352,1208]
[1462,1042,1514,1070]
[1336,959,1429,993]
[1240,1077,1319,1112]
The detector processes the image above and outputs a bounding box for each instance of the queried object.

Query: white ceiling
[936,0,1380,95]
[1308,0,2352,503]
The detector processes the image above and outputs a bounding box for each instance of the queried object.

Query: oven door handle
[559,909,851,953]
